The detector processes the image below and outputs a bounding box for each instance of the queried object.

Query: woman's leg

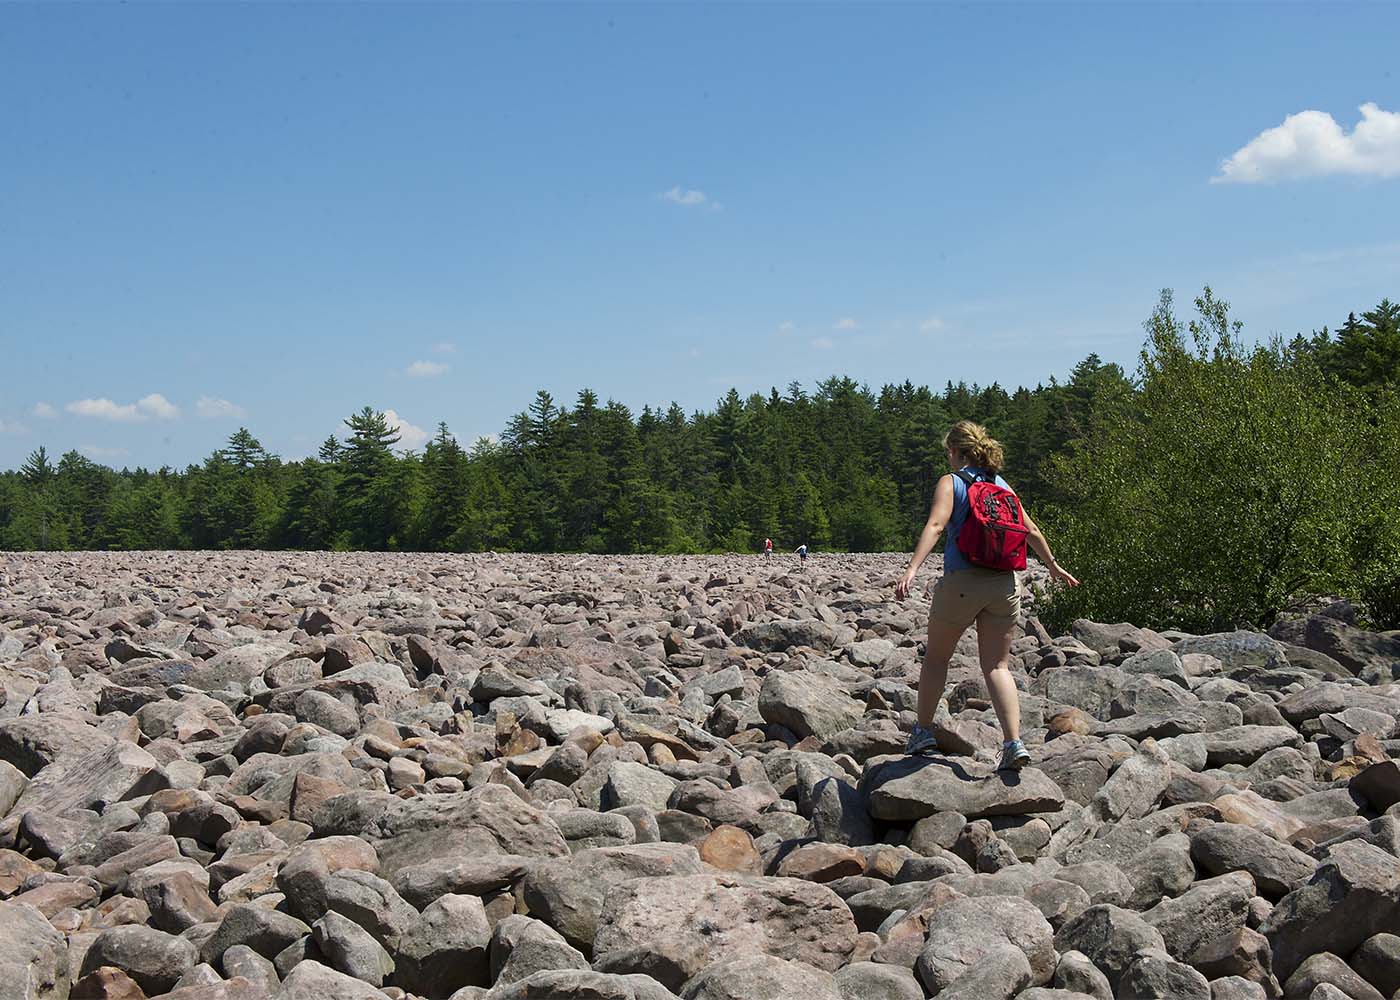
[916,617,967,727]
[976,616,1020,740]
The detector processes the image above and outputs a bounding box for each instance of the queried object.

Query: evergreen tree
[340,407,401,549]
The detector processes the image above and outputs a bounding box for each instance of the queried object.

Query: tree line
[2,291,1397,632]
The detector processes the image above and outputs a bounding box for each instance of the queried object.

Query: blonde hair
[943,420,1005,473]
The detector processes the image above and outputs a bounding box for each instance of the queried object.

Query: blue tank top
[944,466,1011,573]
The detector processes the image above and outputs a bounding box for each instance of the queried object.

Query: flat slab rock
[592,872,860,991]
[863,754,1066,821]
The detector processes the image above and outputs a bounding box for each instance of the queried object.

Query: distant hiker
[795,542,808,568]
[895,420,1079,771]
[763,537,773,559]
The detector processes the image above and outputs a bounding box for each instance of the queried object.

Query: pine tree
[340,407,401,549]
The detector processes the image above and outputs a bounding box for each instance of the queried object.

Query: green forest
[3,290,1398,633]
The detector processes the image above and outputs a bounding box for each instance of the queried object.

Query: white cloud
[811,337,835,350]
[80,445,129,461]
[834,317,858,331]
[660,186,708,207]
[431,342,456,355]
[138,393,179,419]
[32,402,56,419]
[67,398,141,421]
[920,316,946,332]
[1215,102,1400,183]
[67,394,179,422]
[383,408,430,451]
[195,396,246,419]
[406,360,449,377]
[776,320,796,334]
[0,420,29,435]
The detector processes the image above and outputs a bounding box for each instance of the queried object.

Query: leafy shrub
[1039,288,1374,634]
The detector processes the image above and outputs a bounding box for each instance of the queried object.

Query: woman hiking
[895,420,1080,770]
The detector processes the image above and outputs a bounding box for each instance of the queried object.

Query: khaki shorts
[929,568,1021,629]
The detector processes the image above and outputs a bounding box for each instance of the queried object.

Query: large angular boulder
[484,970,683,1000]
[519,844,705,951]
[592,873,858,990]
[315,783,569,876]
[80,925,198,995]
[734,620,839,653]
[864,756,1064,821]
[758,671,864,741]
[8,740,167,820]
[1053,904,1166,991]
[1140,872,1253,967]
[679,954,843,1000]
[1262,840,1400,980]
[395,893,492,996]
[1189,823,1317,897]
[0,716,113,777]
[1268,614,1400,675]
[0,901,67,999]
[914,895,1056,994]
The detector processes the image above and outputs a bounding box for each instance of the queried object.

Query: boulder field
[1,550,1400,1000]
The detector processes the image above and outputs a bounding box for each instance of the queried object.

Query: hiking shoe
[998,740,1032,771]
[905,724,939,756]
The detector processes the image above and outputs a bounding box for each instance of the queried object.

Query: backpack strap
[956,469,997,486]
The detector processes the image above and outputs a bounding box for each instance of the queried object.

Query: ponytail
[943,419,1005,473]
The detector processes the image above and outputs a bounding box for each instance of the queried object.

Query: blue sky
[3,3,1398,470]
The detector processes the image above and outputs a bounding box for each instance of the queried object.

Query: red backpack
[954,469,1029,571]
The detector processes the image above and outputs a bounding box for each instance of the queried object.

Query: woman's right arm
[896,475,955,600]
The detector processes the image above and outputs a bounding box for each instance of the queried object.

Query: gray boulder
[395,893,492,996]
[488,915,589,987]
[274,960,386,999]
[484,970,683,1000]
[1350,932,1400,997]
[82,924,198,996]
[519,843,704,951]
[1116,948,1211,999]
[864,755,1065,821]
[592,873,858,991]
[1262,840,1400,980]
[1190,823,1317,897]
[1054,904,1166,991]
[832,962,923,1000]
[1142,872,1254,967]
[758,671,864,741]
[914,895,1056,993]
[0,901,67,999]
[1281,952,1384,1000]
[679,954,843,1000]
[311,910,393,987]
[734,620,840,653]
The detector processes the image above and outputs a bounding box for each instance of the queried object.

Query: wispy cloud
[0,420,29,435]
[833,317,858,331]
[384,408,430,451]
[32,402,56,419]
[406,360,450,378]
[66,393,179,422]
[195,396,246,419]
[920,316,946,332]
[777,320,796,335]
[660,186,710,208]
[811,336,835,350]
[1215,102,1400,183]
[431,342,456,355]
[80,445,130,462]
